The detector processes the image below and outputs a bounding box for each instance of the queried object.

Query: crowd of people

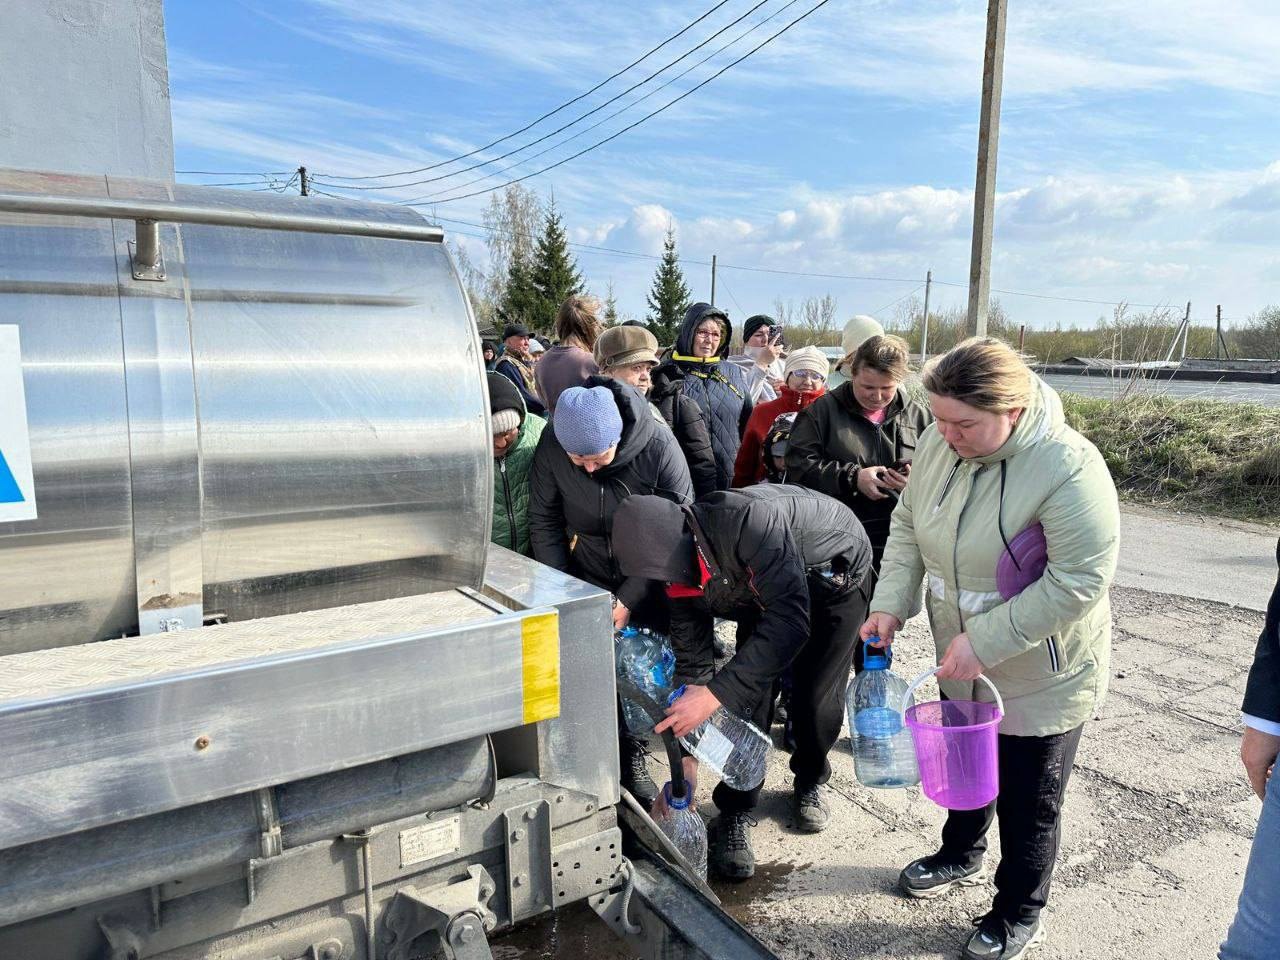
[483,295,1278,960]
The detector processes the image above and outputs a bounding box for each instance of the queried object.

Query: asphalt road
[1044,374,1280,407]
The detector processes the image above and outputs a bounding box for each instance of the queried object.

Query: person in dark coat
[494,322,547,417]
[1220,538,1280,959]
[529,380,694,806]
[597,325,718,499]
[787,333,931,577]
[611,485,873,880]
[650,303,753,490]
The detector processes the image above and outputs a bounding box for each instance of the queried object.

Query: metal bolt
[555,794,565,803]
[512,829,524,842]
[514,873,527,887]
[194,735,211,751]
[523,808,537,821]
[457,925,475,945]
[320,946,339,960]
[585,803,594,812]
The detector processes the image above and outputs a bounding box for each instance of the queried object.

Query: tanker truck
[0,5,781,959]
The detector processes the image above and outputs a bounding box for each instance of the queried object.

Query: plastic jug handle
[899,667,1005,718]
[666,684,687,707]
[863,637,892,667]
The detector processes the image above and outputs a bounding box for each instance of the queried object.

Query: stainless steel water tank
[0,169,491,655]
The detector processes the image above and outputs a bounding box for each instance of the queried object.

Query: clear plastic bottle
[846,640,920,788]
[656,779,707,880]
[614,626,676,744]
[668,685,770,791]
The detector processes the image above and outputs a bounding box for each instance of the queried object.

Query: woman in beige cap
[596,324,717,498]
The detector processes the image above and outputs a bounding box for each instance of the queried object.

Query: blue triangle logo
[0,448,25,503]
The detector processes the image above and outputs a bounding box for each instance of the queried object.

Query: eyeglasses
[790,370,826,383]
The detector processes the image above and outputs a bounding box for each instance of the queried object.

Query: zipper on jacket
[1046,636,1061,672]
[600,482,619,582]
[933,459,963,516]
[500,459,518,551]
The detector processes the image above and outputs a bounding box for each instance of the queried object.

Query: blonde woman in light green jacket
[860,337,1119,960]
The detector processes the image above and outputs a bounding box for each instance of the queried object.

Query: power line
[315,0,738,182]
[872,284,925,316]
[932,278,1167,309]
[313,0,776,192]
[388,0,805,205]
[177,169,293,176]
[405,0,835,206]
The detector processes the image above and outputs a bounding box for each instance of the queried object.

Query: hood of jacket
[579,374,659,476]
[971,375,1065,465]
[674,302,732,362]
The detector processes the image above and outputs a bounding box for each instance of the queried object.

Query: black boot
[708,812,756,881]
[620,740,658,808]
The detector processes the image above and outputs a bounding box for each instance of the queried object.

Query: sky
[167,0,1280,331]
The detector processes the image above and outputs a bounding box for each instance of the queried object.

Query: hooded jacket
[1242,538,1280,727]
[494,349,547,418]
[615,485,872,717]
[733,384,825,487]
[651,303,753,490]
[529,376,694,610]
[870,377,1121,737]
[786,383,932,550]
[647,378,718,499]
[489,373,546,557]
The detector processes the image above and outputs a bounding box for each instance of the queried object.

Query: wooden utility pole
[966,0,1008,337]
[1216,304,1223,360]
[919,269,933,362]
[710,254,717,306]
[298,166,309,197]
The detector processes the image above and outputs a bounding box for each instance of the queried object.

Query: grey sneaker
[708,812,756,881]
[620,747,658,809]
[793,783,830,833]
[962,913,1044,959]
[898,853,987,899]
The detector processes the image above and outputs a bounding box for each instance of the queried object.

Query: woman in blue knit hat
[529,380,694,805]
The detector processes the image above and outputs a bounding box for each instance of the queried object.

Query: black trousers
[939,723,1084,924]
[713,571,870,813]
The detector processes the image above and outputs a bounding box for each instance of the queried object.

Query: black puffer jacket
[648,379,718,499]
[529,376,694,609]
[1243,537,1280,725]
[669,486,871,715]
[786,383,932,552]
[651,303,753,490]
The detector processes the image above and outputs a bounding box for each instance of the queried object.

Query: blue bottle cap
[666,684,687,706]
[664,779,694,811]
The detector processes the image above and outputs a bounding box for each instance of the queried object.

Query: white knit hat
[783,346,830,379]
[491,408,521,434]
[841,315,885,356]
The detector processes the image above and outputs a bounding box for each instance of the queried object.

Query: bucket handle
[899,666,1005,719]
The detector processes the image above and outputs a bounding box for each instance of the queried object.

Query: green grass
[1060,390,1280,524]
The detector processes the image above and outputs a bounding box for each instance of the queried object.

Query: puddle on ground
[490,860,804,958]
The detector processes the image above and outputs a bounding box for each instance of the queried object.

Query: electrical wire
[316,0,739,182]
[177,169,294,176]
[313,0,776,191]
[405,0,835,206]
[385,0,804,205]
[872,284,925,316]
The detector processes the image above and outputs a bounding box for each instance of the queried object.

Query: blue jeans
[1221,772,1280,959]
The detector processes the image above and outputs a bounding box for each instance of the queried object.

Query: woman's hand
[936,633,985,681]
[860,612,903,648]
[857,465,899,500]
[650,756,700,820]
[611,600,630,631]
[656,685,721,739]
[1241,727,1280,800]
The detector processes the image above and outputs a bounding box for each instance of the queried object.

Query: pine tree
[499,256,540,332]
[646,226,692,347]
[603,279,619,327]
[529,199,583,333]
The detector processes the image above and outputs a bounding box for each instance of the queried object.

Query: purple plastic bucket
[901,670,1004,811]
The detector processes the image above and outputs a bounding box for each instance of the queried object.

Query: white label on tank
[0,327,36,523]
[697,724,735,771]
[399,815,461,867]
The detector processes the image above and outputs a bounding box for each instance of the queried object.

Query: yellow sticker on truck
[521,611,560,724]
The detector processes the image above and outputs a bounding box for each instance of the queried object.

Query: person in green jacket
[489,371,545,557]
[861,337,1120,960]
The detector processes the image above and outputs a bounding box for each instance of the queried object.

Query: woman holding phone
[787,334,931,576]
[726,314,787,404]
[860,337,1120,960]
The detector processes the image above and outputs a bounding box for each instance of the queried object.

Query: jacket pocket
[996,638,1063,682]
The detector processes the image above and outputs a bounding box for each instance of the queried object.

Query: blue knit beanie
[555,386,623,456]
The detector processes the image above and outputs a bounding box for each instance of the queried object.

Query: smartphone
[769,325,785,346]
[893,459,912,475]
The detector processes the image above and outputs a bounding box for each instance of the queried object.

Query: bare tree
[1233,305,1280,360]
[785,294,839,347]
[481,184,543,318]
[448,240,495,330]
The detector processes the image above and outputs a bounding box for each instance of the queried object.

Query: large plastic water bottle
[614,626,676,743]
[656,780,707,880]
[668,685,770,791]
[847,640,920,788]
